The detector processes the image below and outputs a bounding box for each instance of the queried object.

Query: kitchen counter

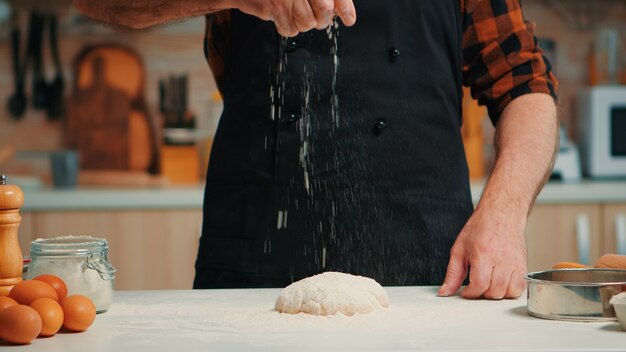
[499,180,626,204]
[21,185,205,211]
[7,287,625,351]
[18,180,626,211]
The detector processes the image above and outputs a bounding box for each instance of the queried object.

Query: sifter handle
[615,214,626,255]
[576,214,591,265]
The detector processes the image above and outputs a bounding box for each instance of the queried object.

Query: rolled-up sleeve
[461,0,558,125]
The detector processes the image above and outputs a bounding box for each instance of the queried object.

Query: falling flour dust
[266,19,390,304]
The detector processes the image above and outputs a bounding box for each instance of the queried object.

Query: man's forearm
[73,0,230,29]
[438,93,557,299]
[477,93,558,220]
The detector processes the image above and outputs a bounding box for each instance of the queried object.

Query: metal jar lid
[30,236,116,280]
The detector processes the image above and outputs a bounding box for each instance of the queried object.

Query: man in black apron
[74,0,557,299]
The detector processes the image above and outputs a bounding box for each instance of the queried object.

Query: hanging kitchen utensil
[31,12,49,110]
[6,23,26,119]
[158,79,165,114]
[6,10,41,120]
[46,14,65,119]
[180,74,194,128]
[180,75,185,116]
[169,75,179,127]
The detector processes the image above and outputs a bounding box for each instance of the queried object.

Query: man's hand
[438,206,527,299]
[230,0,356,37]
[73,0,355,33]
[438,93,558,300]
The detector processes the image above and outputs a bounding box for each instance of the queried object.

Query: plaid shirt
[204,0,558,124]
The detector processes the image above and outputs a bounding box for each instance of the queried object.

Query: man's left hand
[438,206,527,299]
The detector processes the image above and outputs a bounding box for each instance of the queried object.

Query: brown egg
[33,275,68,301]
[8,280,58,305]
[0,305,42,344]
[61,295,96,332]
[552,262,591,269]
[30,298,64,337]
[595,254,626,269]
[0,296,18,312]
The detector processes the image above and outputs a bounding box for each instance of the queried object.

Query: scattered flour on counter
[274,272,389,316]
[99,288,523,350]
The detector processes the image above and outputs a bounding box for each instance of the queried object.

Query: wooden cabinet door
[525,204,602,272]
[602,204,626,255]
[28,210,202,290]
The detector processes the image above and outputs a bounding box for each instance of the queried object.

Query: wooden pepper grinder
[0,175,25,296]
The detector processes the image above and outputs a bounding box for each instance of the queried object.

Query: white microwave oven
[578,86,626,178]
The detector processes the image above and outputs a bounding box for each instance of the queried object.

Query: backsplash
[0,9,218,154]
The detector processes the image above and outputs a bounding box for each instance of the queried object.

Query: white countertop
[6,287,625,351]
[16,180,626,211]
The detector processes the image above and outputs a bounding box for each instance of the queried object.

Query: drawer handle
[616,214,626,255]
[576,214,591,265]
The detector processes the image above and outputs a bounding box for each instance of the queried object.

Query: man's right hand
[73,0,354,34]
[229,0,356,37]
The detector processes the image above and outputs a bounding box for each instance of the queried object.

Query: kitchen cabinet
[19,210,202,291]
[18,204,616,289]
[13,181,626,290]
[525,204,603,272]
[525,202,626,272]
[602,204,626,255]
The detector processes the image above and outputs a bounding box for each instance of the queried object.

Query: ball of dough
[275,272,389,316]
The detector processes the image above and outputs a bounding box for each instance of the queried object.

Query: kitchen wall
[0,1,625,176]
[0,5,218,176]
[522,0,626,141]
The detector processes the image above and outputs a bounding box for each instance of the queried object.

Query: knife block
[0,175,24,296]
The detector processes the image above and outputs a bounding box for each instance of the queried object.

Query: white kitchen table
[5,287,625,351]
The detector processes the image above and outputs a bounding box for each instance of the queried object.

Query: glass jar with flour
[27,236,116,313]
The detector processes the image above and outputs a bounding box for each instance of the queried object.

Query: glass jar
[27,236,116,313]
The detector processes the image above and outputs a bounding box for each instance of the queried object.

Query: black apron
[194,0,473,288]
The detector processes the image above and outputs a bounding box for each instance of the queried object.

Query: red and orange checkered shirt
[204,0,558,124]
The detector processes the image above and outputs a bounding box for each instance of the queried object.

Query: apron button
[388,47,400,61]
[285,40,299,53]
[285,113,300,124]
[373,118,387,135]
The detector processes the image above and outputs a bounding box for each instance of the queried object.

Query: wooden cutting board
[67,57,132,170]
[66,44,157,173]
